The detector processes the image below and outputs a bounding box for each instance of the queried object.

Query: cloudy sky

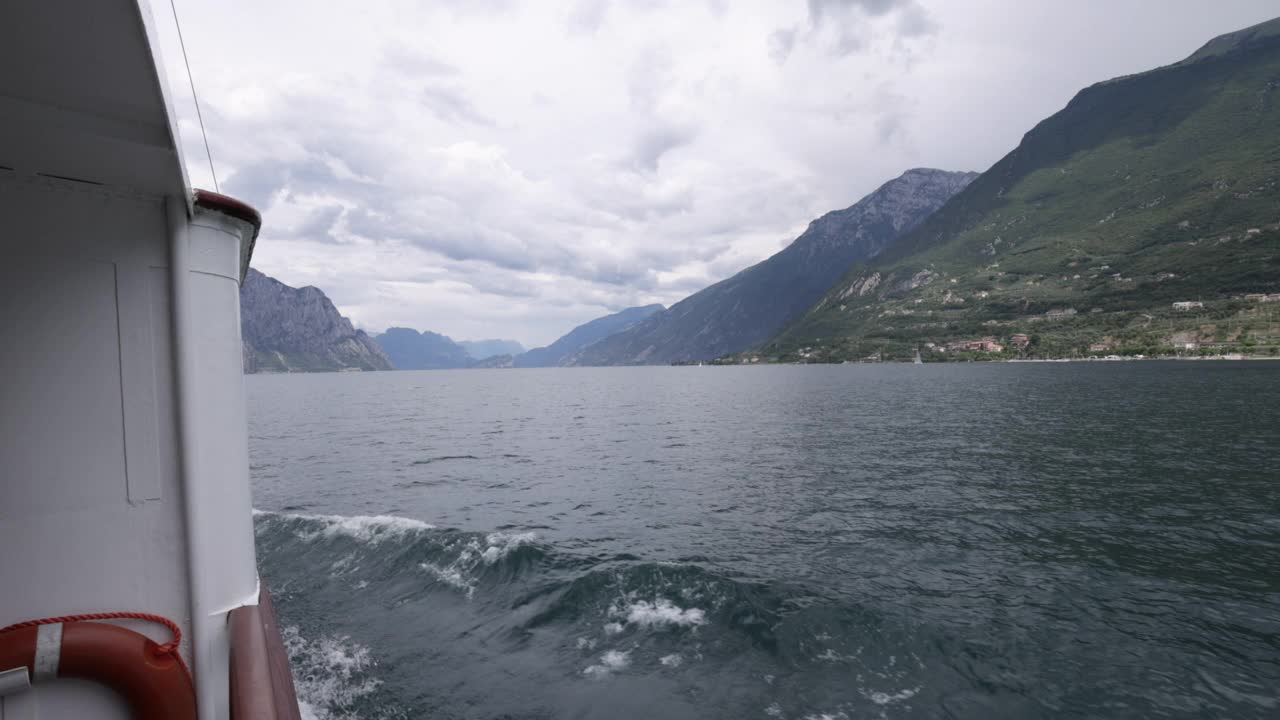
[154,0,1278,347]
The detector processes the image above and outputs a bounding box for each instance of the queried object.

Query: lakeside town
[728,293,1280,364]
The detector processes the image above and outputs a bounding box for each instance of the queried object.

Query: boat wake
[254,510,929,720]
[282,625,382,720]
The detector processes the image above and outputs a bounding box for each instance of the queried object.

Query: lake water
[247,363,1280,719]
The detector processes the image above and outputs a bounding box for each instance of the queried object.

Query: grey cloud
[398,266,545,300]
[703,250,766,282]
[799,0,937,56]
[295,204,346,244]
[833,26,868,55]
[568,0,610,33]
[429,0,517,15]
[223,151,377,210]
[381,46,461,76]
[629,123,697,172]
[224,157,340,208]
[573,1,709,35]
[627,48,673,112]
[223,163,288,209]
[895,3,936,38]
[451,272,544,300]
[233,138,688,290]
[661,274,717,295]
[232,111,803,309]
[615,190,694,221]
[769,27,798,64]
[823,82,914,145]
[421,85,494,126]
[875,112,906,143]
[575,262,655,289]
[807,0,900,22]
[344,208,539,274]
[573,173,696,222]
[429,238,657,295]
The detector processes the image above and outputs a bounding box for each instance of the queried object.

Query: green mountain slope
[761,17,1280,362]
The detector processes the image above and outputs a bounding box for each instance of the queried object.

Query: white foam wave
[282,625,382,720]
[480,531,537,563]
[621,599,706,628]
[603,622,624,635]
[312,514,434,543]
[420,561,476,598]
[659,653,683,667]
[417,531,538,598]
[867,687,920,705]
[815,648,859,663]
[583,649,631,678]
[297,700,322,720]
[258,509,434,544]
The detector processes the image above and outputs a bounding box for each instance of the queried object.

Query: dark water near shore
[247,363,1280,720]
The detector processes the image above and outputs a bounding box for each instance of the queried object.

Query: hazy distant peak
[516,305,665,367]
[374,326,471,370]
[459,338,525,360]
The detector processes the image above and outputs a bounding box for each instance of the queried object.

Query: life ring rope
[0,612,190,679]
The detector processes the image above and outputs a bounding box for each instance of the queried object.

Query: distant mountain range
[459,339,524,360]
[375,328,471,370]
[375,305,665,371]
[761,16,1280,362]
[519,305,665,367]
[568,169,976,365]
[240,269,392,373]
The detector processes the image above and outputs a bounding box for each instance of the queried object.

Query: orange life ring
[0,616,196,720]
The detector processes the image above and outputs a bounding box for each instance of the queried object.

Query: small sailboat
[914,348,924,364]
[1,1,300,718]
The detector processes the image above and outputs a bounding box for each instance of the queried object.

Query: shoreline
[1005,355,1280,363]
[760,355,1280,366]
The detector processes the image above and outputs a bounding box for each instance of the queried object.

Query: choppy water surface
[247,363,1280,720]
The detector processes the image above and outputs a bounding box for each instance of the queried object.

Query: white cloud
[153,0,1279,345]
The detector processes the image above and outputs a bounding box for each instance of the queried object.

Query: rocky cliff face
[569,168,977,365]
[240,268,392,373]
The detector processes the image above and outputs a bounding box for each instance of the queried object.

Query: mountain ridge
[376,327,473,370]
[1182,16,1280,65]
[569,168,977,365]
[517,305,665,367]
